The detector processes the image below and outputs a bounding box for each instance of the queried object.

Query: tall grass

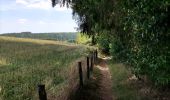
[0,36,87,100]
[109,62,150,100]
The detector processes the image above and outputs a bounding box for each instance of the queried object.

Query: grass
[0,36,87,100]
[109,61,150,100]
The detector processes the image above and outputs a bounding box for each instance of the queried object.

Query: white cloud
[16,0,51,9]
[15,0,71,11]
[16,0,50,9]
[18,19,28,24]
[16,0,29,5]
[27,0,51,10]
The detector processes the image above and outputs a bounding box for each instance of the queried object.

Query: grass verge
[108,61,151,100]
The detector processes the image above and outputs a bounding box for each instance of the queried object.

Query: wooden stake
[90,55,93,72]
[78,62,83,86]
[38,84,47,100]
[87,56,90,79]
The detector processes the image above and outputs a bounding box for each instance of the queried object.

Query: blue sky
[0,0,77,33]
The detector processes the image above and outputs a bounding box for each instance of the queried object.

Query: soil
[69,57,114,100]
[96,58,114,100]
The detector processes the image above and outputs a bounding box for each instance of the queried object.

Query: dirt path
[96,57,113,100]
[70,57,114,100]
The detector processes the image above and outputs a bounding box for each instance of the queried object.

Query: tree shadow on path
[69,68,102,100]
[69,57,113,100]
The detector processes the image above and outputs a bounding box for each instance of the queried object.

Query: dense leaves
[97,33,111,54]
[52,0,170,86]
[112,0,170,86]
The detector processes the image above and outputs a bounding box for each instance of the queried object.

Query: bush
[111,0,170,86]
[97,33,110,54]
[76,33,91,44]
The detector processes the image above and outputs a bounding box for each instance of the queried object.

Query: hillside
[0,32,78,43]
[0,36,87,100]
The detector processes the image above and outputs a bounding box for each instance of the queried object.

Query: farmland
[0,36,87,100]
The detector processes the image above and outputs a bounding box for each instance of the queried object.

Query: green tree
[52,0,170,86]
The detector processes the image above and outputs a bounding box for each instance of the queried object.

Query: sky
[0,0,77,33]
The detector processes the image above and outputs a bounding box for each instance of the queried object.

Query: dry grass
[109,62,152,100]
[0,36,88,100]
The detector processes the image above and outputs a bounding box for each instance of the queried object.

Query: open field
[0,36,87,100]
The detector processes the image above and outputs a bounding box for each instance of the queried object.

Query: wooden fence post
[90,55,93,72]
[78,62,83,87]
[96,49,98,60]
[93,51,95,64]
[38,84,47,100]
[87,56,90,79]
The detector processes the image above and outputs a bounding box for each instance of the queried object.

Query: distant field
[0,36,87,100]
[0,32,78,43]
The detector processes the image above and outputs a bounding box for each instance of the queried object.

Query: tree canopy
[52,0,170,86]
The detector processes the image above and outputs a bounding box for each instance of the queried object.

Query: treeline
[1,32,77,43]
[52,0,170,86]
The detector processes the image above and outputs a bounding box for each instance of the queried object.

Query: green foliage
[97,33,110,54]
[76,33,91,44]
[110,39,127,62]
[110,0,170,86]
[52,0,170,86]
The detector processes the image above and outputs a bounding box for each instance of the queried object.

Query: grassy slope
[0,36,87,100]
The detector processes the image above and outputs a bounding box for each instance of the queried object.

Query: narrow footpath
[96,57,114,100]
[70,57,114,100]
